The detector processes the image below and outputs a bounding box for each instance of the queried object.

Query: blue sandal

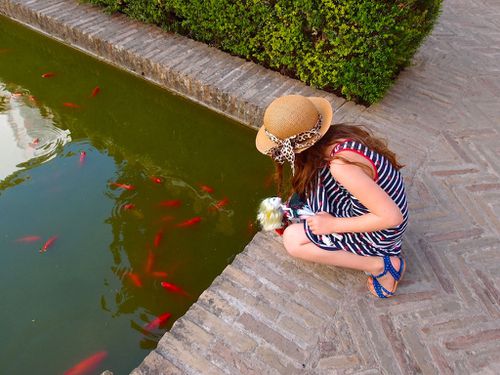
[367,255,406,298]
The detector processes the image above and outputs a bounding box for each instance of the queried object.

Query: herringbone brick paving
[1,0,499,374]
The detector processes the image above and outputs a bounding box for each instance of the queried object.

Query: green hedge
[84,0,442,104]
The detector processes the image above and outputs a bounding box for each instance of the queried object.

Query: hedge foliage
[85,0,442,104]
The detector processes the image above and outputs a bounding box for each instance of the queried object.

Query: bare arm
[305,153,403,235]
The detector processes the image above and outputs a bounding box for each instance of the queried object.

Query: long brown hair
[274,123,404,199]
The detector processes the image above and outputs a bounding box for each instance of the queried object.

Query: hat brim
[256,96,333,155]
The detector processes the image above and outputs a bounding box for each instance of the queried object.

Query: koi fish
[145,249,155,273]
[41,72,55,78]
[159,200,181,208]
[210,197,229,211]
[90,86,100,97]
[15,235,42,243]
[32,138,40,145]
[160,281,189,296]
[111,182,135,190]
[126,272,142,287]
[145,312,172,331]
[151,271,168,278]
[79,151,86,164]
[153,230,164,248]
[200,184,214,193]
[63,351,108,375]
[0,48,10,53]
[176,217,202,228]
[150,176,162,184]
[40,236,57,253]
[63,102,80,108]
[123,203,136,210]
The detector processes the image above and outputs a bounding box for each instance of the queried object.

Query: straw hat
[255,95,333,156]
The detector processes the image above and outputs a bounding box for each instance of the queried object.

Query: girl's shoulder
[329,139,377,180]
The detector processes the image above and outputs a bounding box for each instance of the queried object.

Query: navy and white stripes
[304,140,408,257]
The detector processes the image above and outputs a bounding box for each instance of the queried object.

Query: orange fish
[150,176,162,184]
[126,272,142,287]
[145,249,155,273]
[63,102,80,108]
[0,48,10,53]
[123,203,135,210]
[15,235,42,243]
[111,182,135,190]
[90,86,100,97]
[144,312,171,331]
[160,281,189,296]
[40,236,57,253]
[32,138,40,145]
[200,184,214,193]
[176,217,202,228]
[210,197,229,211]
[41,72,55,78]
[153,230,164,248]
[159,200,181,208]
[63,351,107,375]
[79,151,86,165]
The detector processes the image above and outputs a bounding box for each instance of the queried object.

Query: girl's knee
[282,224,304,258]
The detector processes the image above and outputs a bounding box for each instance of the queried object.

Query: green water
[0,15,273,375]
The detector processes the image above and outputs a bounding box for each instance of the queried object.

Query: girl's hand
[304,212,337,235]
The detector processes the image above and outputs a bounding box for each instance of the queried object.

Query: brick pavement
[1,0,499,374]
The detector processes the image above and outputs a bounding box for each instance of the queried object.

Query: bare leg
[282,224,400,292]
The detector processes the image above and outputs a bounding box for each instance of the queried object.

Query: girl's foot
[367,256,405,298]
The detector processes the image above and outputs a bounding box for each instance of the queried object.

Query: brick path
[1,0,499,374]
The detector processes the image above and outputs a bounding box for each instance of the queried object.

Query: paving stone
[168,318,214,353]
[130,350,184,375]
[254,344,304,375]
[155,334,223,375]
[209,341,267,375]
[214,275,281,322]
[237,312,306,362]
[184,304,257,353]
[196,287,241,323]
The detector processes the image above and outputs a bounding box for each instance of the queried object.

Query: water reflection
[0,83,71,182]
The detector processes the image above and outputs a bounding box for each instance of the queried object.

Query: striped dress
[304,139,408,257]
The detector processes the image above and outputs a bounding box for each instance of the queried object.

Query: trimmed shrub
[85,0,442,104]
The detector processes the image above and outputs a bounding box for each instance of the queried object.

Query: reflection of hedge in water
[85,0,442,104]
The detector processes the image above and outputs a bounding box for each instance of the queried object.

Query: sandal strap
[371,255,391,279]
[371,275,395,298]
[386,256,404,282]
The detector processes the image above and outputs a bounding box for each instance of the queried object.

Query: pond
[0,15,274,375]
